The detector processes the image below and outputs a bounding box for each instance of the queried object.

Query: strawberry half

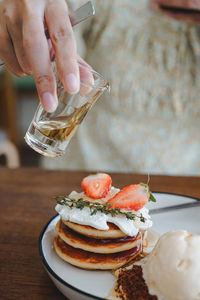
[81,173,112,199]
[106,184,150,211]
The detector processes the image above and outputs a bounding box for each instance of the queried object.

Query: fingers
[0,14,24,76]
[78,57,94,96]
[23,14,58,112]
[79,69,94,96]
[77,55,93,70]
[6,21,32,75]
[45,0,80,95]
[0,0,81,113]
[47,39,55,61]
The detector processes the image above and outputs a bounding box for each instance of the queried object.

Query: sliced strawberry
[106,184,150,211]
[81,173,112,199]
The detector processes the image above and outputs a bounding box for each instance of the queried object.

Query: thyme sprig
[140,183,157,203]
[55,196,146,223]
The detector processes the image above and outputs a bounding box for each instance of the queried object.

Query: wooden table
[0,167,199,300]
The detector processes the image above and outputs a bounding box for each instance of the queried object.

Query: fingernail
[42,92,57,113]
[65,73,79,94]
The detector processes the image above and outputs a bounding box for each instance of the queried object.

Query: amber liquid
[25,87,104,157]
[25,102,91,157]
[36,102,90,142]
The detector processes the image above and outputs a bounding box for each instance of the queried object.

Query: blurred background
[1,0,200,175]
[0,67,39,167]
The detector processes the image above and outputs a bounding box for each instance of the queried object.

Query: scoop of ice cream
[142,230,200,300]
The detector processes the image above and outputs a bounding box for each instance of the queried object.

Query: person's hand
[0,0,81,112]
[150,0,200,25]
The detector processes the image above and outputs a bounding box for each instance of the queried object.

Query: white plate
[38,192,200,300]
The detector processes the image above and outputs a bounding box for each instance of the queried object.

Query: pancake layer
[56,220,141,254]
[62,219,126,239]
[54,235,142,270]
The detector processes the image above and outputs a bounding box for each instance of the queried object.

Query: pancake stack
[54,218,144,270]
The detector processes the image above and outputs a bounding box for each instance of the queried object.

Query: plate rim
[38,192,200,299]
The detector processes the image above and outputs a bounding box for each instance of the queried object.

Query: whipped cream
[55,187,152,236]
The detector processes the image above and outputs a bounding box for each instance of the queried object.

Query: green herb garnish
[55,196,146,223]
[140,183,156,202]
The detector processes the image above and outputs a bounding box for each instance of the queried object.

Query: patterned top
[42,0,200,175]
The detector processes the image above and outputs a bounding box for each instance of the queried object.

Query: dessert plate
[39,192,200,300]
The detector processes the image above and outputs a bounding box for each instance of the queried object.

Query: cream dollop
[55,188,152,236]
[142,230,200,300]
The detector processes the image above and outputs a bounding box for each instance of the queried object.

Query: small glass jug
[25,61,109,157]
